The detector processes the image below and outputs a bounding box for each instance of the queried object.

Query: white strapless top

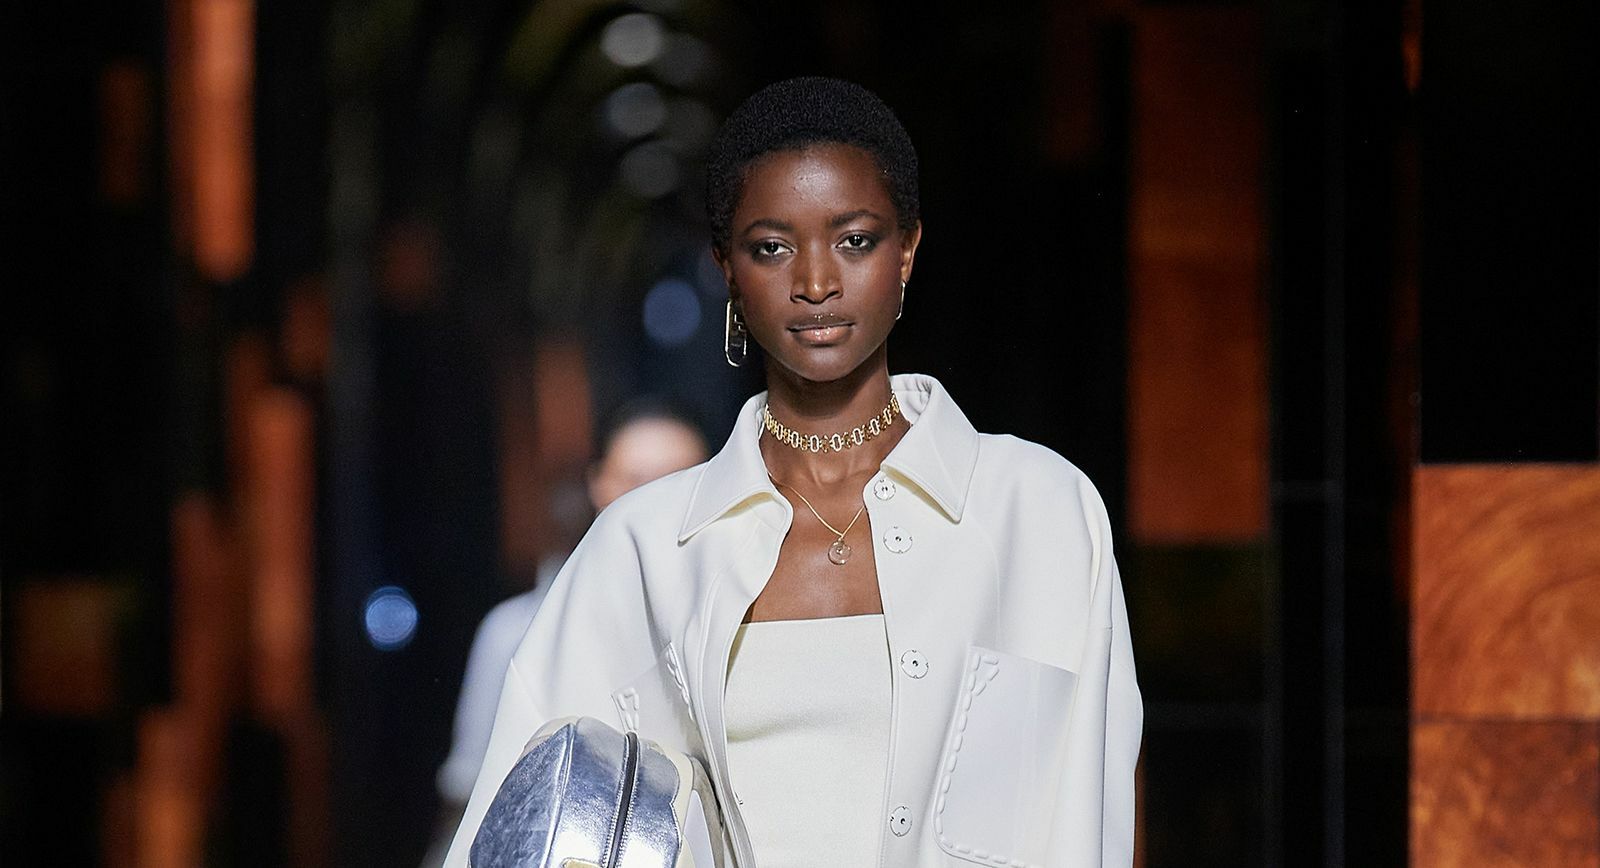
[724,613,893,867]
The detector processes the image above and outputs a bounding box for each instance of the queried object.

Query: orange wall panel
[167,0,255,280]
[1412,720,1600,867]
[1412,464,1600,865]
[135,710,204,868]
[245,388,317,720]
[9,578,131,716]
[1413,465,1600,718]
[499,340,595,582]
[189,0,255,280]
[1127,7,1267,543]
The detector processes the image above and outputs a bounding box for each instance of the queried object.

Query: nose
[791,246,841,304]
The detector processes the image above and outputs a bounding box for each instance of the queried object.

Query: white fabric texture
[724,614,892,866]
[444,374,1142,868]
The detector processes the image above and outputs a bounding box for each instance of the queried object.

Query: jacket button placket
[876,499,924,854]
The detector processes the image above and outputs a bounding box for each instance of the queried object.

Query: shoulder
[479,588,543,638]
[463,588,546,681]
[974,433,1098,497]
[972,433,1111,530]
[584,461,706,536]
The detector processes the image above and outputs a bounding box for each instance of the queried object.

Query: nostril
[791,279,838,302]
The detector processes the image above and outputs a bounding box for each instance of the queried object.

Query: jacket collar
[678,373,980,542]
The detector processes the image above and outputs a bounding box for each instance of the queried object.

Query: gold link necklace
[761,394,902,454]
[761,393,900,564]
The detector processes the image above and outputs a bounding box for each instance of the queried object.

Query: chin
[771,348,879,386]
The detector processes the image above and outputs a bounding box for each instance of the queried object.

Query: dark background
[2,0,1595,865]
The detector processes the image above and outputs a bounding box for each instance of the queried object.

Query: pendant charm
[828,540,852,565]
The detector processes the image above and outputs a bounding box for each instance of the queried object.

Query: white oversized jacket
[445,374,1142,867]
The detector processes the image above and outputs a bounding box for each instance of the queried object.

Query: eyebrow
[740,217,794,236]
[739,209,885,237]
[828,209,882,228]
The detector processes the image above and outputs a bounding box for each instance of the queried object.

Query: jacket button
[900,649,928,679]
[872,476,897,500]
[883,526,913,554]
[888,805,913,836]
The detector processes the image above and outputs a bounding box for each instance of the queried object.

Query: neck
[759,353,906,488]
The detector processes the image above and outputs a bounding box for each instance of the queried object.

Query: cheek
[733,281,785,341]
[732,264,788,310]
[858,258,906,307]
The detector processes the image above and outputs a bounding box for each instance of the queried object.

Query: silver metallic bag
[470,716,727,868]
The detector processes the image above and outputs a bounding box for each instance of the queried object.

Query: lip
[787,313,854,346]
[787,313,854,332]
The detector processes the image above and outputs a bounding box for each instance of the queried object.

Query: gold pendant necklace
[762,394,901,453]
[768,475,865,565]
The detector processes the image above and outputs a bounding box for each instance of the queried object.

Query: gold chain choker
[762,394,902,453]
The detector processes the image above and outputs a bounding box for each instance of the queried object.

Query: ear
[711,244,738,301]
[899,221,923,285]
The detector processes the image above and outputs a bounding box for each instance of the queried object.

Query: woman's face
[716,143,920,385]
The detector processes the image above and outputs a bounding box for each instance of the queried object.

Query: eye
[838,233,878,252]
[748,239,792,261]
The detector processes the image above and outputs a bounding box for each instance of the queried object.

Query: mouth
[787,313,854,345]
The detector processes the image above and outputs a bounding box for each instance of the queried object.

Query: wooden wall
[1410,0,1599,861]
[1127,6,1267,545]
[1125,6,1270,864]
[1411,466,1600,865]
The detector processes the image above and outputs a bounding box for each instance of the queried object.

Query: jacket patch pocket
[610,643,704,760]
[934,645,1078,868]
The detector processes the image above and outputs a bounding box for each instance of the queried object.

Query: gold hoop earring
[896,280,907,321]
[724,299,749,367]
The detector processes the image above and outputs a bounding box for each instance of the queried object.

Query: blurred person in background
[424,399,708,863]
[447,77,1140,867]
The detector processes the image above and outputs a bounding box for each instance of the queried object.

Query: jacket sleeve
[440,510,656,867]
[1100,550,1142,865]
[1048,488,1143,866]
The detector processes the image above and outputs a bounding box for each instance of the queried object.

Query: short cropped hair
[706,77,920,251]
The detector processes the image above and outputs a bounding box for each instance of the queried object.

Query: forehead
[605,418,704,465]
[734,144,894,223]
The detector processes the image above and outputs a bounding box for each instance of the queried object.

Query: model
[445,76,1141,868]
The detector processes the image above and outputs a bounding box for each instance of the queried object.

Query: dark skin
[713,143,922,622]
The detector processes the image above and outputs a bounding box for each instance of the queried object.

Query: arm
[1101,554,1142,865]
[441,512,657,866]
[1048,485,1143,866]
